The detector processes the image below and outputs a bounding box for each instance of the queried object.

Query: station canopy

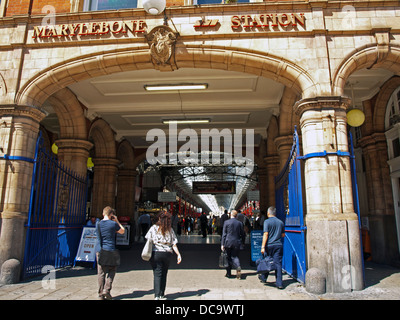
[146,150,258,215]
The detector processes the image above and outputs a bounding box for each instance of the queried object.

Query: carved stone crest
[145,25,178,70]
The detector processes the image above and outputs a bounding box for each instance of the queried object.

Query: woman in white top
[145,211,182,300]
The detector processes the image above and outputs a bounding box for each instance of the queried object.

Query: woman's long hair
[156,211,172,236]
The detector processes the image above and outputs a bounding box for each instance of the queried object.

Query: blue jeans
[260,244,283,287]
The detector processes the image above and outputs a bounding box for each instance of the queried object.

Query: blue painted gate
[274,127,362,284]
[22,133,88,279]
[275,127,306,283]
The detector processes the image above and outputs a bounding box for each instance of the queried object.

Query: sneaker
[159,296,167,300]
[154,296,160,300]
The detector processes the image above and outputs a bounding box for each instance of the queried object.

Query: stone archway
[16,46,318,109]
[332,44,400,97]
[332,42,400,265]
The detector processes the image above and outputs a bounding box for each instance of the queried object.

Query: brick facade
[6,0,70,16]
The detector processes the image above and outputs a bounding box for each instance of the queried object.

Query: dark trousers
[140,223,149,240]
[260,244,283,287]
[225,247,241,275]
[201,224,207,237]
[150,251,172,297]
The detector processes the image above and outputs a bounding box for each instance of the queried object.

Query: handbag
[141,238,153,261]
[219,250,229,268]
[98,249,120,266]
[256,255,276,274]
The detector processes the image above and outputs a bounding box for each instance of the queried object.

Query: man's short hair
[267,206,276,216]
[231,210,238,217]
[103,206,115,217]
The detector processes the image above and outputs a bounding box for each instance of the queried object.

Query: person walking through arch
[96,206,125,300]
[145,211,182,300]
[260,206,285,289]
[221,210,245,279]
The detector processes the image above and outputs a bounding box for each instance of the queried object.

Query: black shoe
[276,285,284,290]
[225,273,233,278]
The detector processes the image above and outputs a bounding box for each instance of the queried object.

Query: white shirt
[145,225,178,253]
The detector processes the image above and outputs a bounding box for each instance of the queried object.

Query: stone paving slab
[0,241,399,301]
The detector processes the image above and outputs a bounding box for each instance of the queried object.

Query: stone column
[257,167,269,211]
[294,96,364,293]
[263,156,279,208]
[55,139,93,177]
[116,169,137,219]
[0,105,46,275]
[275,135,295,171]
[90,158,120,218]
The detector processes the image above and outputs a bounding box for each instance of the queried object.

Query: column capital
[55,139,93,152]
[92,157,121,167]
[294,96,351,116]
[0,104,47,123]
[118,168,138,177]
[274,135,294,151]
[358,132,387,149]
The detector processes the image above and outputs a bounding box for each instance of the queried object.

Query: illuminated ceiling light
[162,119,210,124]
[144,84,208,91]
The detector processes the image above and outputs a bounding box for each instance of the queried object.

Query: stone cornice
[1,0,399,26]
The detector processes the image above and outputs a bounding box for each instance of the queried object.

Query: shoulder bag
[256,255,276,273]
[141,238,153,261]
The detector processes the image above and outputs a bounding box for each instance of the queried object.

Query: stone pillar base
[306,215,364,293]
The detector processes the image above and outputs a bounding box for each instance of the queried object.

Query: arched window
[385,86,400,159]
[385,86,400,130]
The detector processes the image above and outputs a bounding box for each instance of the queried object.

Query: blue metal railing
[22,133,88,279]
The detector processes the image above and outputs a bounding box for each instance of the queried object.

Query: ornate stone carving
[145,25,178,70]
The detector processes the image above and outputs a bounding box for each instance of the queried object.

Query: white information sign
[247,190,260,201]
[116,225,130,246]
[158,192,177,202]
[75,227,97,263]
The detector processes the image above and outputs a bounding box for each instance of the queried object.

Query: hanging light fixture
[142,0,166,15]
[347,82,365,127]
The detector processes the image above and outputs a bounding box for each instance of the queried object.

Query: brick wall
[5,0,70,16]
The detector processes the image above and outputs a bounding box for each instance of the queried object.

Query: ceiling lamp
[142,0,166,15]
[162,119,210,124]
[144,84,208,91]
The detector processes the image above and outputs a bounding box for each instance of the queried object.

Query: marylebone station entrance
[0,0,400,295]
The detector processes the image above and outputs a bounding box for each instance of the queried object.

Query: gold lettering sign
[231,13,305,29]
[32,20,146,39]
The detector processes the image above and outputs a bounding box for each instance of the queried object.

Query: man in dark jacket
[221,210,245,279]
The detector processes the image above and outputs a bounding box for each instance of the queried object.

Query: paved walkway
[0,235,399,301]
